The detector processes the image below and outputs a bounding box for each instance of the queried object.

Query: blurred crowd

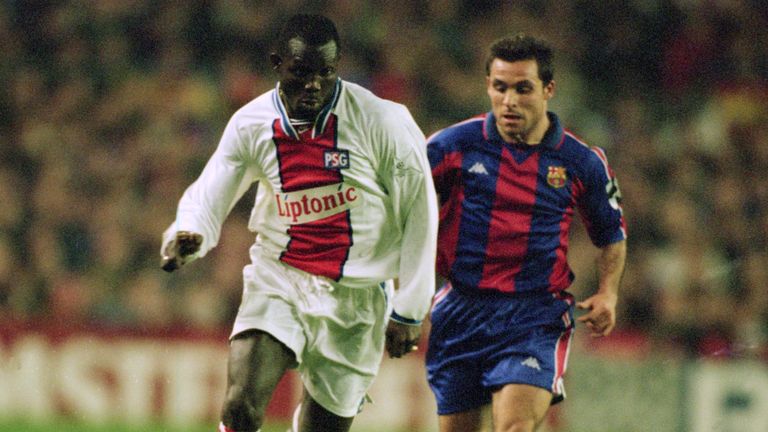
[2,0,767,359]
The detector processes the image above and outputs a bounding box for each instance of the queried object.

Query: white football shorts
[231,244,394,417]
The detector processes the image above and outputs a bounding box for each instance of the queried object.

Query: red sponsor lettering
[275,185,359,224]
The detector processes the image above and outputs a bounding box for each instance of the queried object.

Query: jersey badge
[324,150,350,170]
[468,161,489,175]
[547,166,567,188]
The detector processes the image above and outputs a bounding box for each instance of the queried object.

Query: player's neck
[529,119,550,145]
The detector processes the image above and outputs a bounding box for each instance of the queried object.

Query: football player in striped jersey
[425,34,627,432]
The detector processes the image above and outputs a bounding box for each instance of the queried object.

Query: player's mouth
[299,96,320,106]
[502,112,523,122]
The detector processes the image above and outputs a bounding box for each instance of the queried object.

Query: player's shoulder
[555,129,615,182]
[426,114,486,146]
[228,90,277,128]
[339,80,413,121]
[557,129,606,160]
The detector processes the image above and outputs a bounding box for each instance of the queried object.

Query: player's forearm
[170,151,252,257]
[596,239,626,296]
[392,177,439,322]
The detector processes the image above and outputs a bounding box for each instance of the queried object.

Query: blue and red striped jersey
[427,112,626,294]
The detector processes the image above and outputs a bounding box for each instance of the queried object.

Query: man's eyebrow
[492,78,535,86]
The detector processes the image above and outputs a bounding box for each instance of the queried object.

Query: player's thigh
[438,408,483,432]
[226,329,295,403]
[491,383,551,432]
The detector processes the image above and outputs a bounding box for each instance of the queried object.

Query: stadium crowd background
[1,0,767,363]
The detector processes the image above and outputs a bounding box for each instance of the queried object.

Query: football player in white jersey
[160,13,438,432]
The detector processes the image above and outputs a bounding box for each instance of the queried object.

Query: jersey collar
[272,78,343,140]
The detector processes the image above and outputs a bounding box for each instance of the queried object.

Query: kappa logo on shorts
[521,356,542,371]
[324,150,350,170]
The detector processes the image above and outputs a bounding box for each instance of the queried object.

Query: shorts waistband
[448,280,568,299]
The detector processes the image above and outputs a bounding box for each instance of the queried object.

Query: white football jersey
[163,79,438,321]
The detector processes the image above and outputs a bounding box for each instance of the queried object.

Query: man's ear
[269,53,282,70]
[544,79,556,100]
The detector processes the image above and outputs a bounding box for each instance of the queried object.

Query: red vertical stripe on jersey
[435,152,463,279]
[272,115,352,281]
[274,116,341,191]
[480,149,540,291]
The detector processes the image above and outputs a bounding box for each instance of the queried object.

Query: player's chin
[502,124,524,136]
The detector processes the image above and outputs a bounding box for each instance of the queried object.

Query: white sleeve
[160,116,257,261]
[378,106,439,324]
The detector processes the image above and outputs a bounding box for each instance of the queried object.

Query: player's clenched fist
[385,320,422,358]
[161,231,203,272]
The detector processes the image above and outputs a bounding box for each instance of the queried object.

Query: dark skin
[161,37,420,432]
[269,37,340,121]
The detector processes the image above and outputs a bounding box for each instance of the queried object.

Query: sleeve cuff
[390,310,422,326]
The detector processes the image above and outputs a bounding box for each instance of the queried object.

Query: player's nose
[304,75,322,91]
[502,89,518,106]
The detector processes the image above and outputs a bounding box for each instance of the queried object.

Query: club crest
[547,166,567,188]
[324,150,350,170]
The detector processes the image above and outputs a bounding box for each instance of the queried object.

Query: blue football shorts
[426,282,575,415]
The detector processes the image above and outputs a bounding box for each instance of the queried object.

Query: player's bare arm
[576,239,626,337]
[161,231,203,272]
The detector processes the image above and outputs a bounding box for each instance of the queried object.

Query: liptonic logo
[276,182,360,224]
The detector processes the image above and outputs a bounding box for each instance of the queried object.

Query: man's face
[272,38,339,120]
[486,58,554,144]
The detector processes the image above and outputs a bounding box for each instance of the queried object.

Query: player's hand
[576,292,617,337]
[385,320,422,358]
[161,231,203,272]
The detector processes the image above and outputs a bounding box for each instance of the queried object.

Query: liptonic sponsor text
[276,182,360,224]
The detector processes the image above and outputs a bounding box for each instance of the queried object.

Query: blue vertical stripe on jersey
[450,140,503,288]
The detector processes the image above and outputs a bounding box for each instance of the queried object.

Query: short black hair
[276,14,340,55]
[485,34,554,84]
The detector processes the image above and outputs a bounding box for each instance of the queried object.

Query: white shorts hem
[230,318,302,364]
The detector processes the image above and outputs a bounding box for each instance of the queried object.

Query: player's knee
[221,387,266,431]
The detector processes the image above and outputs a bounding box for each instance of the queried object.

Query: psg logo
[547,166,567,188]
[324,149,350,170]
